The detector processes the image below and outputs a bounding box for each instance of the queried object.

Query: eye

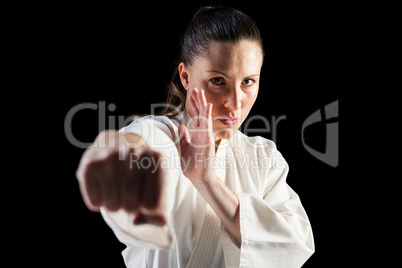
[242,79,255,86]
[211,77,225,85]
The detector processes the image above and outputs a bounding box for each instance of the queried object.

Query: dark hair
[161,6,264,118]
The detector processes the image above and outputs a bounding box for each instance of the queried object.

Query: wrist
[192,173,219,193]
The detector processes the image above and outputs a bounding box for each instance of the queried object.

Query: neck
[215,139,221,154]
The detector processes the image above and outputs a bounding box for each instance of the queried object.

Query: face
[179,40,263,141]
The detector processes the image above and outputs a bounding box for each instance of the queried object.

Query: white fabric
[100,112,314,267]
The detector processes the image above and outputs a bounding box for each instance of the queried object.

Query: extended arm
[76,130,168,226]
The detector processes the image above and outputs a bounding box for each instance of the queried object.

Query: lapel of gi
[186,140,228,268]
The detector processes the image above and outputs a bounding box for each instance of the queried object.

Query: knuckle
[82,160,102,178]
[87,195,101,208]
[104,149,120,162]
[75,167,83,181]
[143,180,163,210]
[122,200,139,212]
[143,197,159,210]
[104,201,120,212]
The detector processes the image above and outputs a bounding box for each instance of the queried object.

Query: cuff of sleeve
[220,224,240,268]
[100,207,173,250]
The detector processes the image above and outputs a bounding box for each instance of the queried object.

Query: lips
[217,117,239,126]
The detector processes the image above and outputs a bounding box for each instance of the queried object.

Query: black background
[35,1,362,267]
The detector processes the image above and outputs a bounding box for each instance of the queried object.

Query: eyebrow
[207,70,259,79]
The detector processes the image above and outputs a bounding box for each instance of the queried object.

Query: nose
[224,86,242,112]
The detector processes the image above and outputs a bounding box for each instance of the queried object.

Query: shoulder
[120,115,180,145]
[122,115,179,131]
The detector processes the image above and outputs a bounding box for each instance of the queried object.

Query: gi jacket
[101,112,314,267]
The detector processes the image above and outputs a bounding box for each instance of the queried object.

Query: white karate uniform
[100,112,314,267]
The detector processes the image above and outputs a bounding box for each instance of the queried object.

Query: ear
[178,62,190,90]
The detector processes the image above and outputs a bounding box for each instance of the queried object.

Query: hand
[178,88,242,245]
[76,130,167,226]
[178,87,216,185]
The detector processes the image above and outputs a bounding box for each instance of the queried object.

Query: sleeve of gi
[100,115,181,250]
[222,142,315,268]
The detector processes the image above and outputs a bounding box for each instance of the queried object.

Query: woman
[76,6,314,268]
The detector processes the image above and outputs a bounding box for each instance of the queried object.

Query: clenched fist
[76,130,167,226]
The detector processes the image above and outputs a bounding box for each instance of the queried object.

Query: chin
[214,127,237,140]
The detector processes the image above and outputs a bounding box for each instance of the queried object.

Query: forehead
[193,40,263,75]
